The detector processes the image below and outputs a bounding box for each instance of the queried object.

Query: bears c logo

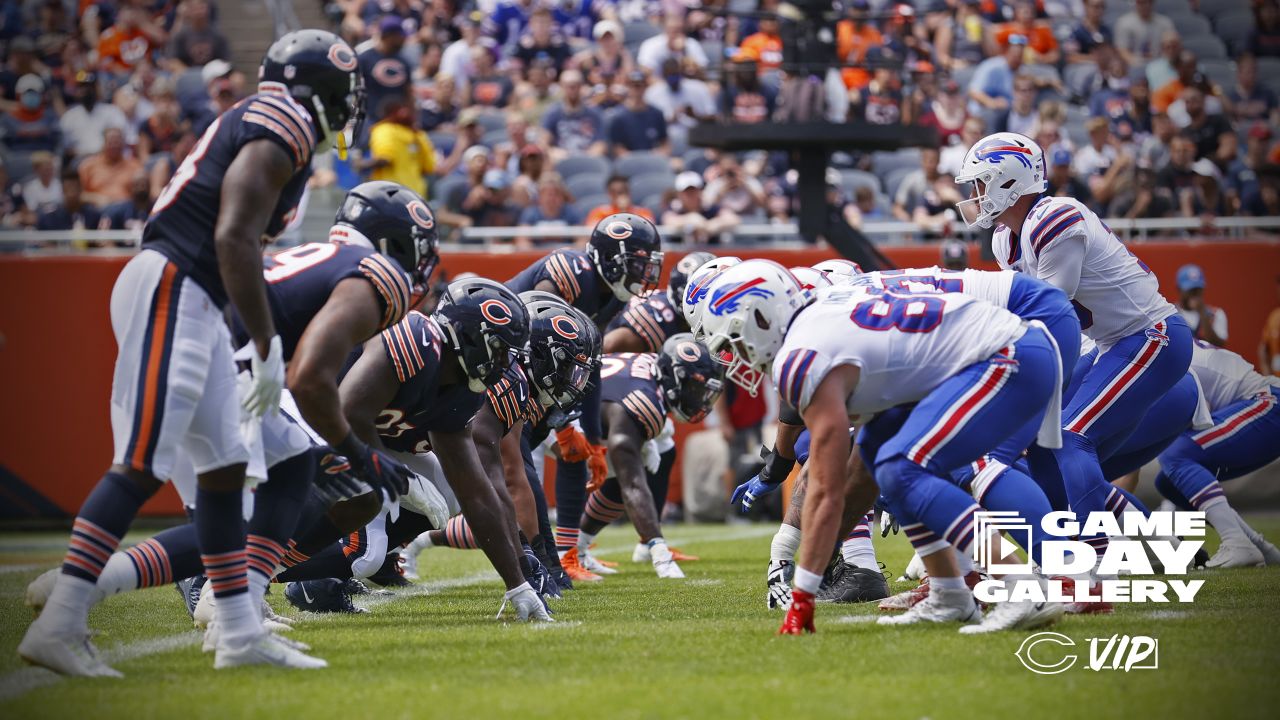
[328,43,358,72]
[604,220,633,240]
[408,200,435,229]
[480,299,512,325]
[550,315,579,339]
[676,341,702,362]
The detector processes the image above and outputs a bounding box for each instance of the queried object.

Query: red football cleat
[778,590,816,635]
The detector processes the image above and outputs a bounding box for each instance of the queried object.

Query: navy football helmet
[334,181,440,290]
[656,333,724,423]
[668,251,716,310]
[520,291,601,411]
[434,278,530,392]
[588,212,664,302]
[259,29,363,155]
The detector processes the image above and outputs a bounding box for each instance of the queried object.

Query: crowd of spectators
[4,0,1280,242]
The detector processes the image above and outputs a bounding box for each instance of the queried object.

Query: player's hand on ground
[241,335,284,417]
[586,444,608,492]
[555,426,591,463]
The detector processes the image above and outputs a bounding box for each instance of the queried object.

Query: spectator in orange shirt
[837,0,884,90]
[1152,50,1198,113]
[78,127,143,205]
[1260,275,1280,376]
[585,175,656,227]
[995,1,1059,65]
[97,5,165,74]
[737,15,783,74]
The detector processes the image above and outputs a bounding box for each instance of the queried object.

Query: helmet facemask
[955,173,1018,230]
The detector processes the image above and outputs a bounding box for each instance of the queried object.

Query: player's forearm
[435,438,525,588]
[774,421,803,460]
[217,236,276,353]
[292,376,351,448]
[797,423,850,574]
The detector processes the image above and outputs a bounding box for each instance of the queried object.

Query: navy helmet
[588,212,664,302]
[334,181,440,289]
[434,278,530,391]
[657,333,724,423]
[259,29,363,154]
[520,290,601,411]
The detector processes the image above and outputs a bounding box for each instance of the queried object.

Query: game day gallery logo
[972,510,1208,603]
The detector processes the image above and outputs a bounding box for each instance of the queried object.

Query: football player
[20,29,363,675]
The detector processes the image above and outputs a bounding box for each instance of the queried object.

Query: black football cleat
[817,561,890,604]
[175,574,207,618]
[285,579,367,613]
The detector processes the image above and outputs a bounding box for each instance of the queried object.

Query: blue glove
[731,475,782,512]
[730,445,796,512]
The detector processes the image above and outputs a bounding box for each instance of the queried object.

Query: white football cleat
[213,632,327,670]
[497,585,553,622]
[204,621,307,654]
[1206,542,1266,568]
[260,598,294,628]
[579,548,618,575]
[193,582,216,628]
[960,600,1064,634]
[18,627,122,678]
[877,588,979,626]
[650,544,685,579]
[1251,536,1280,566]
[632,543,651,563]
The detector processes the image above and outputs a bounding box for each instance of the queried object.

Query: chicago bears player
[604,252,716,354]
[20,29,362,676]
[1155,341,1280,568]
[574,335,724,578]
[702,260,1065,634]
[955,131,1193,560]
[508,213,663,577]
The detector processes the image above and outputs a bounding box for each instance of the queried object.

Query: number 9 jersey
[143,91,317,310]
[773,287,1025,416]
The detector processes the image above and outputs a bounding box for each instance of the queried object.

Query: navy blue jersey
[376,311,486,453]
[487,362,537,436]
[606,290,685,352]
[257,241,414,360]
[143,92,317,309]
[507,249,621,326]
[600,353,667,441]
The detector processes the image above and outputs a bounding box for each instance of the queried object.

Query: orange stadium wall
[2,240,1277,518]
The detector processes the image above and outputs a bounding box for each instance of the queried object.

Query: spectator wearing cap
[880,5,929,66]
[1251,0,1280,58]
[98,171,151,231]
[96,4,164,75]
[1108,161,1175,219]
[1228,124,1273,213]
[586,175,656,228]
[22,151,62,220]
[940,239,969,270]
[514,7,571,74]
[1183,158,1229,217]
[37,168,100,231]
[995,1,1059,65]
[933,0,990,73]
[516,173,582,247]
[967,35,1026,124]
[0,37,50,100]
[463,168,521,230]
[997,74,1038,136]
[1174,87,1234,164]
[837,0,886,88]
[722,58,776,123]
[1,74,60,154]
[893,147,960,234]
[637,12,709,74]
[78,127,143,206]
[58,71,127,159]
[444,144,491,215]
[1114,0,1174,66]
[1047,148,1091,205]
[468,46,513,108]
[1176,264,1228,347]
[542,69,607,158]
[645,58,717,153]
[359,17,412,126]
[1065,0,1111,63]
[662,171,740,244]
[191,61,239,135]
[167,0,229,69]
[365,97,436,199]
[736,13,783,75]
[607,71,669,156]
[1228,54,1278,127]
[574,20,635,86]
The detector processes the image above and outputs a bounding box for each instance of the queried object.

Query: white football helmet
[954,132,1047,229]
[699,259,808,397]
[811,258,864,286]
[789,266,832,293]
[682,256,741,339]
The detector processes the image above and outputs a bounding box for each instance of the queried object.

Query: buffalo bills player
[20,29,362,675]
[604,251,716,354]
[507,213,663,579]
[955,131,1192,562]
[702,260,1065,635]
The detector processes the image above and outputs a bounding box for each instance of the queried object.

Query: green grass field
[2,520,1279,720]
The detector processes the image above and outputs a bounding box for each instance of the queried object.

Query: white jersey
[862,266,1017,308]
[1189,341,1275,412]
[773,286,1025,416]
[992,196,1174,351]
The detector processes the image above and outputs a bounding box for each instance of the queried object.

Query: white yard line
[0,524,776,700]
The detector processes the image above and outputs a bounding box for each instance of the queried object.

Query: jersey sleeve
[487,364,532,433]
[539,250,588,304]
[619,388,666,440]
[772,346,835,414]
[240,94,318,170]
[358,253,414,329]
[613,296,667,352]
[380,311,442,384]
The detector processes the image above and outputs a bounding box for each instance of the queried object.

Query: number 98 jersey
[143,92,317,310]
[773,287,1024,416]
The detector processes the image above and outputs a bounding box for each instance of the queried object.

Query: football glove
[880,510,900,538]
[314,449,365,505]
[585,443,608,493]
[497,582,553,622]
[240,336,284,418]
[730,445,795,512]
[641,439,661,475]
[555,425,591,463]
[338,434,411,501]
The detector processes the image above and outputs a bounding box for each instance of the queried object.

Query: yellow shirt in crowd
[368,120,436,198]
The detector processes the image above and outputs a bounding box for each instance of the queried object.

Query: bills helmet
[699,260,808,397]
[954,132,1047,229]
[681,256,742,339]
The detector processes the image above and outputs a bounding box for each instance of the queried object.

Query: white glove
[400,472,450,530]
[241,336,284,418]
[497,583,553,622]
[641,439,661,475]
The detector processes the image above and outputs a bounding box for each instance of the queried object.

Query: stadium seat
[480,129,508,148]
[628,172,677,203]
[432,175,470,210]
[1181,35,1227,60]
[885,166,918,203]
[1202,0,1251,21]
[1199,59,1238,92]
[428,131,454,157]
[870,149,921,178]
[572,195,607,219]
[837,169,881,196]
[1214,10,1256,54]
[1154,0,1191,13]
[615,152,673,178]
[476,112,506,134]
[1063,63,1098,99]
[1259,58,1280,94]
[1169,12,1212,38]
[623,21,659,47]
[556,155,611,179]
[567,172,608,200]
[639,193,665,216]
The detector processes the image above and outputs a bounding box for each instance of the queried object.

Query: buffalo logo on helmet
[974,138,1033,169]
[480,299,513,325]
[676,341,702,362]
[708,277,773,316]
[550,314,579,340]
[408,200,435,229]
[604,220,633,240]
[327,43,358,72]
